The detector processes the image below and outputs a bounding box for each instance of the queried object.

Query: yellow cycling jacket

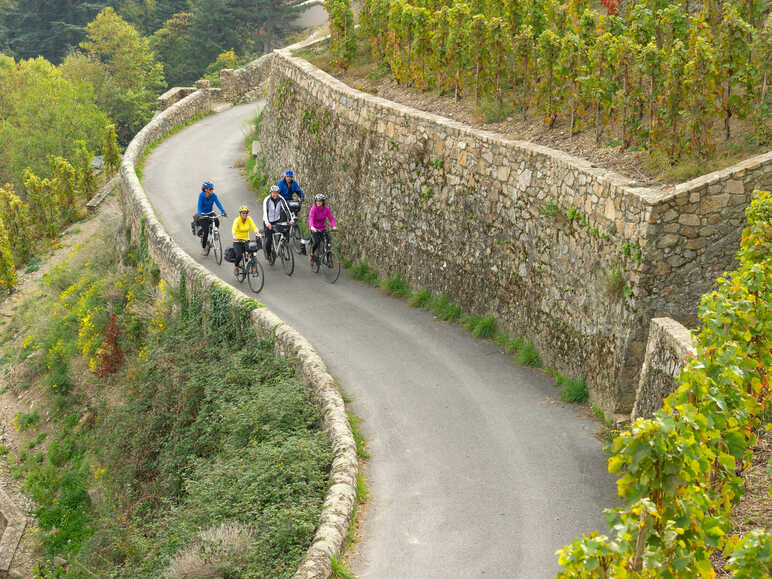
[232,215,259,240]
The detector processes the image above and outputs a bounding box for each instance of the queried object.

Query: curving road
[142,102,617,578]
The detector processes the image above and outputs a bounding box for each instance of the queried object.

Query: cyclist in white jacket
[262,185,295,264]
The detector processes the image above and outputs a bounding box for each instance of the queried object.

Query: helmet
[238,205,249,213]
[270,185,280,193]
[314,193,326,202]
[202,181,214,190]
[284,170,294,178]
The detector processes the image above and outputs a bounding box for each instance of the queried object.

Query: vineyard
[356,0,770,167]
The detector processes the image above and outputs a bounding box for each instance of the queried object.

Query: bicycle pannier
[247,239,261,252]
[288,200,301,214]
[224,247,237,263]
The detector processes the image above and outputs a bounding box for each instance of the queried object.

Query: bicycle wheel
[290,223,304,254]
[246,257,264,294]
[279,240,294,276]
[213,231,222,264]
[322,249,341,283]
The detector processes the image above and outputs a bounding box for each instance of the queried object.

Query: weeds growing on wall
[3,227,331,576]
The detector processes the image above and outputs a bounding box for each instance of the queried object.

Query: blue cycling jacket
[197,191,225,215]
[277,178,304,202]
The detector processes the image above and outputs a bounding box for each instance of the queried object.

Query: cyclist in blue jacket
[277,170,304,202]
[192,181,227,254]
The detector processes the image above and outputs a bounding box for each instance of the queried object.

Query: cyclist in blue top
[277,170,304,202]
[192,181,227,254]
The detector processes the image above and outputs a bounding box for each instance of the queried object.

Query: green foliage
[14,410,39,431]
[359,0,770,164]
[381,273,410,298]
[0,216,17,290]
[0,55,108,192]
[540,202,559,217]
[408,288,431,307]
[428,294,462,321]
[203,49,244,86]
[554,373,588,403]
[326,0,357,69]
[464,314,497,339]
[7,229,330,575]
[604,264,625,297]
[102,123,121,177]
[515,340,541,367]
[350,261,380,286]
[348,412,369,459]
[558,190,772,574]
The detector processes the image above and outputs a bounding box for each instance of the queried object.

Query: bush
[515,341,541,367]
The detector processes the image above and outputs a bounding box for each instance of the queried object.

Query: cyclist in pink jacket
[307,193,336,263]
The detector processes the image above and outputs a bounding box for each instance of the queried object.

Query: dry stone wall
[631,318,697,421]
[246,45,771,416]
[120,85,357,579]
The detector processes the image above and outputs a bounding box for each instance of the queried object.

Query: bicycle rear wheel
[322,249,341,283]
[213,231,222,264]
[290,223,304,254]
[246,257,264,293]
[279,240,294,276]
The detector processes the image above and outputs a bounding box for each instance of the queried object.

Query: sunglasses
[240,211,249,214]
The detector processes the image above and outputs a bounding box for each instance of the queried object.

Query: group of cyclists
[192,170,337,279]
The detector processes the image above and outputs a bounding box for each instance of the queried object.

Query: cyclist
[277,169,304,203]
[263,185,295,265]
[231,205,261,277]
[308,193,337,264]
[193,181,226,255]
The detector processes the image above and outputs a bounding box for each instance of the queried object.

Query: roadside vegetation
[0,221,331,576]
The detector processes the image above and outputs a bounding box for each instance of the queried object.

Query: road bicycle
[310,229,340,283]
[287,199,305,254]
[265,222,294,276]
[198,211,224,265]
[234,236,264,294]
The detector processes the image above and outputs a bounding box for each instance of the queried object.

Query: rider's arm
[248,217,260,235]
[262,196,270,226]
[327,207,337,229]
[281,198,295,222]
[293,181,304,200]
[213,194,225,214]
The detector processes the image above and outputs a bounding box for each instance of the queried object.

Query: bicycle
[310,229,340,283]
[287,199,305,254]
[234,236,264,294]
[265,222,295,276]
[199,211,224,265]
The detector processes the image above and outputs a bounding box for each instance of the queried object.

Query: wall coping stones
[120,85,357,579]
[0,484,26,573]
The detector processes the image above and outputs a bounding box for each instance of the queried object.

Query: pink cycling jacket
[308,204,337,231]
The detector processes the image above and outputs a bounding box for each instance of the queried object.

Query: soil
[295,41,768,187]
[0,193,120,577]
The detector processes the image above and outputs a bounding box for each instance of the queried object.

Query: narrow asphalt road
[141,102,617,578]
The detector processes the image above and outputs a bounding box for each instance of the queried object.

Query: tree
[0,216,16,291]
[150,11,196,86]
[78,7,165,144]
[0,54,107,192]
[0,184,32,263]
[103,124,121,178]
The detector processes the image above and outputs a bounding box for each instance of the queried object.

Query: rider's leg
[233,241,244,276]
[200,219,211,248]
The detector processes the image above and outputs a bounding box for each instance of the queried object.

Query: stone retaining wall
[120,85,357,579]
[241,44,770,416]
[631,318,697,421]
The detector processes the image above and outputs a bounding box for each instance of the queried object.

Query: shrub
[516,341,541,367]
[381,274,410,298]
[408,288,431,307]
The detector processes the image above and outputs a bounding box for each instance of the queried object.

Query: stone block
[702,194,729,213]
[678,213,701,226]
[726,179,744,195]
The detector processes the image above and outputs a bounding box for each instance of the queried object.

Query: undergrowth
[4,226,331,577]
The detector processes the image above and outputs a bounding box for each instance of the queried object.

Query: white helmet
[270,185,280,193]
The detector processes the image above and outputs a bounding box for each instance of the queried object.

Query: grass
[24,257,42,273]
[516,341,541,367]
[464,314,497,339]
[381,274,410,298]
[408,288,431,308]
[555,373,589,403]
[348,412,369,459]
[350,261,379,286]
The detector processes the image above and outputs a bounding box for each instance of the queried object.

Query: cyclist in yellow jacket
[231,205,261,277]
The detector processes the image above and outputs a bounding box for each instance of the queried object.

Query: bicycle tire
[290,223,304,254]
[279,240,294,276]
[203,237,211,256]
[246,257,264,293]
[213,231,222,265]
[322,249,341,283]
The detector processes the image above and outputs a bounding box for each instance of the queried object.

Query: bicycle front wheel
[279,240,294,276]
[213,231,222,264]
[322,249,341,283]
[290,223,304,254]
[246,257,264,293]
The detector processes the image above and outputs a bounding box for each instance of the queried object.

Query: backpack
[224,247,237,263]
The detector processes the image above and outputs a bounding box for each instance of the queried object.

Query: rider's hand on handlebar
[266,223,272,230]
[221,212,227,218]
